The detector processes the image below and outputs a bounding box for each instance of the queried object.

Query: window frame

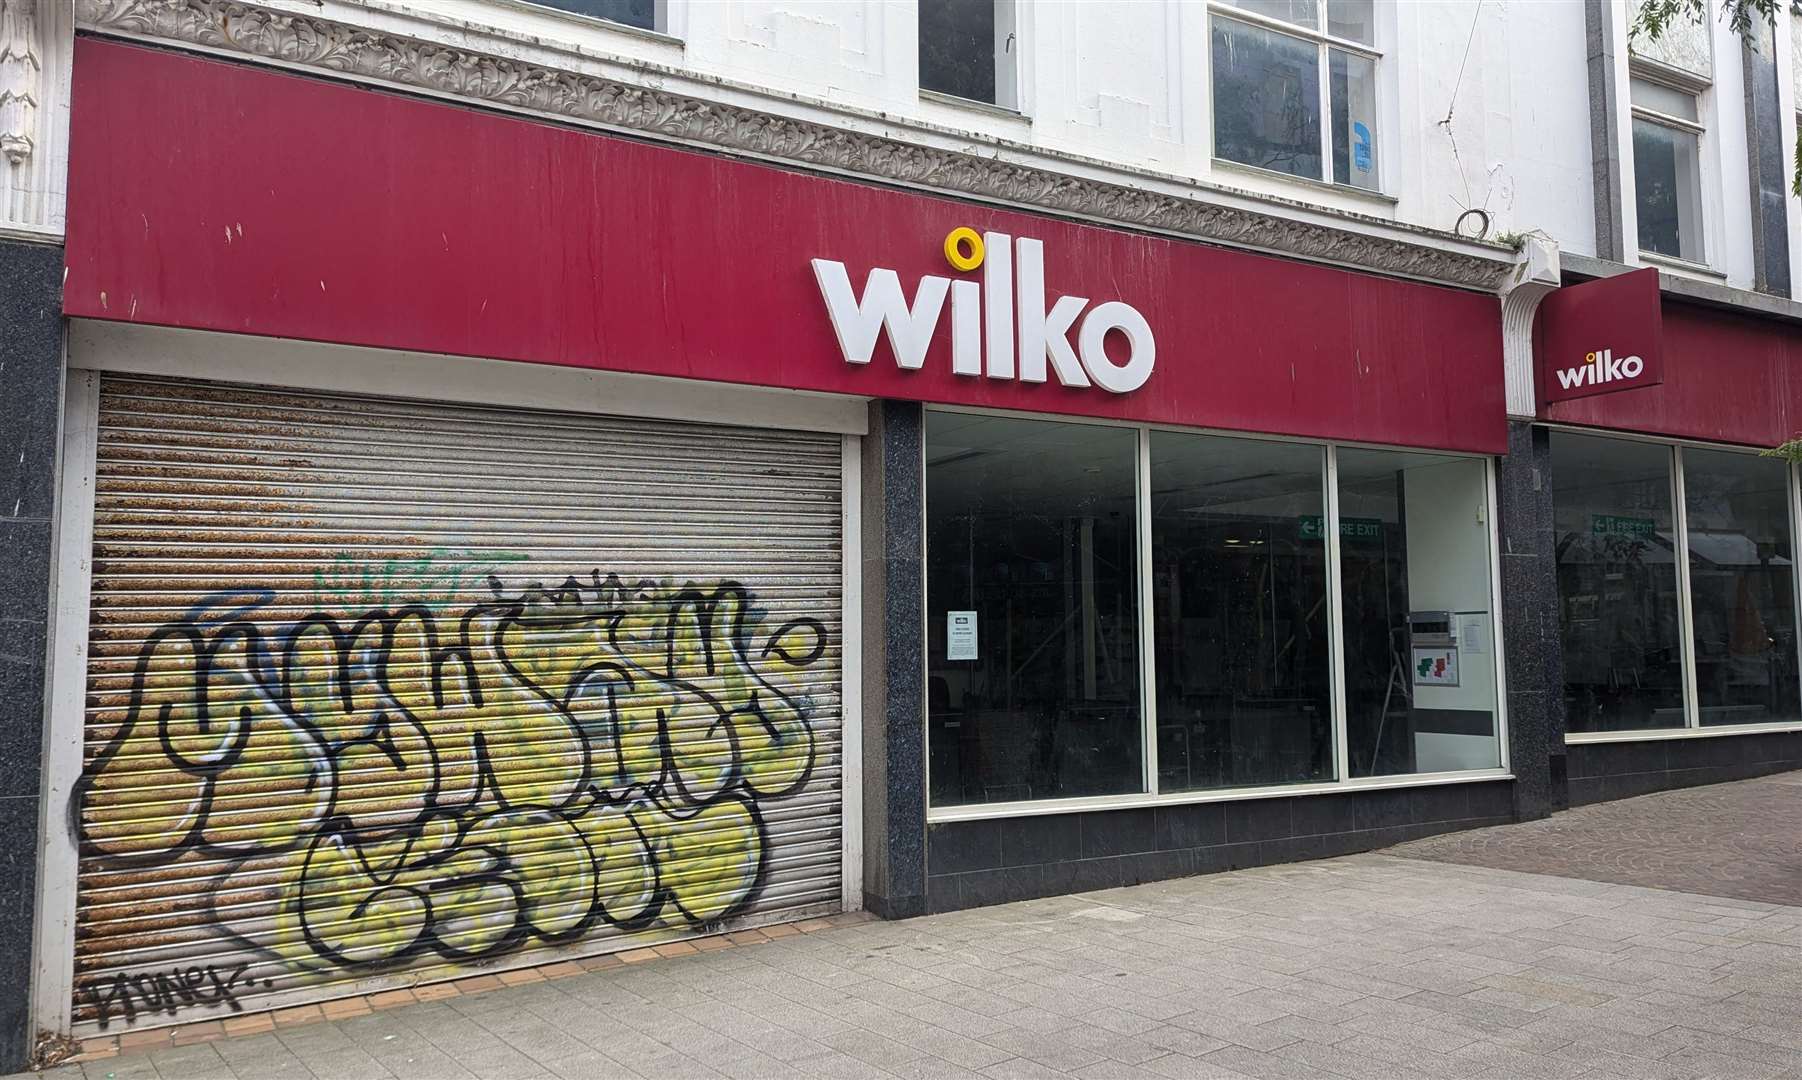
[1550,426,1802,745]
[916,0,1023,114]
[923,405,1510,824]
[1628,63,1712,268]
[485,0,680,43]
[1204,1,1385,194]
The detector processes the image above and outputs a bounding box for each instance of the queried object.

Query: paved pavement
[1394,771,1802,907]
[31,778,1802,1079]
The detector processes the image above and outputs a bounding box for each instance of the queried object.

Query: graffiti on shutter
[74,564,832,1029]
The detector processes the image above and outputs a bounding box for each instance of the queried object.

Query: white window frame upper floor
[1628,57,1719,274]
[916,0,1027,119]
[1203,0,1389,202]
[385,0,687,51]
[504,0,678,41]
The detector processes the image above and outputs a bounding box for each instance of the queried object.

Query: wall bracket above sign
[1535,267,1665,408]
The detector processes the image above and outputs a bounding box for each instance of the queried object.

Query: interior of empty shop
[923,410,1503,815]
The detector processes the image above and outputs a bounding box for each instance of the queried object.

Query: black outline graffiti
[79,963,262,1030]
[72,572,828,1027]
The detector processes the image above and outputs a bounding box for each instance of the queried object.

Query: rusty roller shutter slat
[69,375,844,1034]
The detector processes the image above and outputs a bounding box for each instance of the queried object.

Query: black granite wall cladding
[0,239,64,1072]
[925,780,1515,914]
[1742,21,1792,296]
[1566,731,1802,807]
[1584,0,1627,262]
[861,400,927,919]
[1497,422,1563,819]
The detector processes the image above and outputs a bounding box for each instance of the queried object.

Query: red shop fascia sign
[1537,267,1802,448]
[1534,267,1665,407]
[65,38,1508,455]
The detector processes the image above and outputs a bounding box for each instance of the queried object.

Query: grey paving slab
[1395,771,1802,907]
[30,791,1802,1080]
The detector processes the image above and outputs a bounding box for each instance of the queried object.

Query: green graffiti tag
[310,547,530,613]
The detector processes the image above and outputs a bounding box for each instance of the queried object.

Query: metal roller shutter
[71,374,844,1033]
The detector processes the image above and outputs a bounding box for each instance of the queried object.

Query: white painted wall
[657,0,1608,237]
[1,0,71,239]
[1401,458,1501,773]
[1459,0,1597,257]
[1705,11,1756,288]
[1402,458,1497,719]
[377,1,1759,269]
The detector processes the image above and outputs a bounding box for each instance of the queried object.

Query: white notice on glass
[1460,614,1488,654]
[946,611,979,661]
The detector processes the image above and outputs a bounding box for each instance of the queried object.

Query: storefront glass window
[1551,433,1686,733]
[926,413,1143,806]
[1149,432,1332,792]
[1337,449,1500,777]
[925,410,1507,810]
[1683,449,1802,727]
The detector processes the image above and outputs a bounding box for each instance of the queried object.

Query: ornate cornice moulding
[76,0,1516,291]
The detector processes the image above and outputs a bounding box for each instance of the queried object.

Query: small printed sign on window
[946,611,979,661]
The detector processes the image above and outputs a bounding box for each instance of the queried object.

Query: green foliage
[1630,0,1794,42]
[1795,132,1802,198]
[1759,436,1802,463]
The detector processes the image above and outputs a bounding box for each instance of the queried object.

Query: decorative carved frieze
[0,0,39,166]
[75,0,1516,290]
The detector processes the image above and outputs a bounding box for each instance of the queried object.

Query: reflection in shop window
[1551,433,1686,733]
[1683,449,1801,727]
[926,413,1142,806]
[1149,433,1332,792]
[1336,449,1499,777]
[926,410,1508,811]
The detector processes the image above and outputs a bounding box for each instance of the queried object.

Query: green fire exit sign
[1299,516,1382,540]
[1591,514,1655,538]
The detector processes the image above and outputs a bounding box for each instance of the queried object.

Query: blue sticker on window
[1353,122,1372,173]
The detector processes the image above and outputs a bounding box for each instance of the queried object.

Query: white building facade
[3,0,1801,1064]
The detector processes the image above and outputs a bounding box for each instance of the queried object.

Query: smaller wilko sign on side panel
[1536,267,1665,407]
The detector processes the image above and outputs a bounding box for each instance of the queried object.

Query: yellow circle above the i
[944,227,985,272]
